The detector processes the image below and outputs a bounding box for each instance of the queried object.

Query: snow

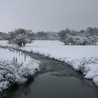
[0,40,98,87]
[0,46,40,92]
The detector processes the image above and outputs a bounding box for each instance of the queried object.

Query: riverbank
[0,40,98,86]
[0,46,40,92]
[1,51,98,98]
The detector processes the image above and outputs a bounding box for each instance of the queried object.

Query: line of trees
[7,27,98,46]
[58,27,98,45]
[8,28,59,46]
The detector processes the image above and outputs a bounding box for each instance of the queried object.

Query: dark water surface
[0,52,98,98]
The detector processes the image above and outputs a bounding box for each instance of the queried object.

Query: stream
[0,52,98,98]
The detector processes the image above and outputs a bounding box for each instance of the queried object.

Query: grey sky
[0,0,98,33]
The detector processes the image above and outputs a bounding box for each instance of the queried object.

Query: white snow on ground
[0,40,98,86]
[0,46,40,92]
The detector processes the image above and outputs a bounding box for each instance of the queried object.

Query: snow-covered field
[0,40,98,86]
[0,46,40,92]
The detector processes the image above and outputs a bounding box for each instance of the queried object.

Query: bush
[8,28,32,46]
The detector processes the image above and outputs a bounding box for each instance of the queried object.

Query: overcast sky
[0,0,98,33]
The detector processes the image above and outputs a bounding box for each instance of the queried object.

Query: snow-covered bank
[0,40,98,86]
[19,41,98,86]
[0,47,40,92]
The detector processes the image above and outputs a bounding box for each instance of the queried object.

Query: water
[32,75,98,98]
[0,52,98,98]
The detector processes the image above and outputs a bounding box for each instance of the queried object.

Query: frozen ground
[0,40,98,86]
[0,46,40,92]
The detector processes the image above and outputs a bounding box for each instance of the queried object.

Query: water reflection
[0,78,34,98]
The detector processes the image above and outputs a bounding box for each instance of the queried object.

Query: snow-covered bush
[8,28,32,46]
[58,27,98,45]
[13,34,32,46]
[0,58,40,92]
[87,36,98,45]
[64,36,98,45]
[65,36,88,45]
